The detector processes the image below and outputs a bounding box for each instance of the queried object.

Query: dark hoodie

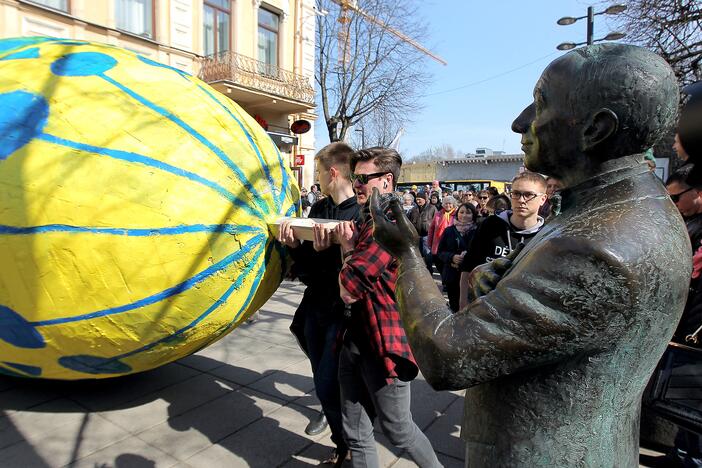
[460,210,544,273]
[289,196,361,352]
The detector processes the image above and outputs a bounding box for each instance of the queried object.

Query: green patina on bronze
[371,44,690,467]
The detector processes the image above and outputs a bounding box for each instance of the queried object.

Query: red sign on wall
[294,154,305,166]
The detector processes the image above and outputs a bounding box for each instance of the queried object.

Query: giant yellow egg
[0,37,298,379]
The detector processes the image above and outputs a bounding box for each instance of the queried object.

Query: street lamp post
[586,6,594,45]
[556,4,627,51]
[355,127,365,148]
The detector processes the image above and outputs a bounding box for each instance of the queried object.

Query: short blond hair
[512,171,547,190]
[315,142,354,177]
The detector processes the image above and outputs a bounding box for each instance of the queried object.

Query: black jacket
[686,213,702,254]
[415,203,437,237]
[289,196,361,352]
[673,213,702,345]
[437,225,476,284]
[460,210,544,273]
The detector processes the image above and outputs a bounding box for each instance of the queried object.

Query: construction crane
[328,0,447,66]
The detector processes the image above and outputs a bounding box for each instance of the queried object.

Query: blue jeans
[338,342,442,468]
[304,315,346,451]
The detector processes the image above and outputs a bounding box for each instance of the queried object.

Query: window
[27,0,69,12]
[116,0,153,39]
[203,0,231,57]
[258,8,279,73]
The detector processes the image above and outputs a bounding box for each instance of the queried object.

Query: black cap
[683,81,702,103]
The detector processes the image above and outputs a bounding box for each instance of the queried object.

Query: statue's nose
[512,103,535,134]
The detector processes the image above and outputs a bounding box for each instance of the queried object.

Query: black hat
[680,81,702,186]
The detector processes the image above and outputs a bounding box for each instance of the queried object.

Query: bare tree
[409,144,464,162]
[348,107,403,148]
[601,0,701,85]
[316,0,432,143]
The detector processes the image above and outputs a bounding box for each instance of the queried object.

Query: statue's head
[512,44,679,181]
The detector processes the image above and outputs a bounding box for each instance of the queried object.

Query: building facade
[399,153,525,186]
[0,0,317,188]
[436,153,525,182]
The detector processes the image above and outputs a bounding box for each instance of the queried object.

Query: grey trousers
[338,343,443,468]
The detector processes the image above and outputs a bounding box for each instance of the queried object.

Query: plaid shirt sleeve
[339,218,418,382]
[339,219,393,300]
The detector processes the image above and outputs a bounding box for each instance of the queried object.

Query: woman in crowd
[437,203,478,311]
[413,192,437,271]
[429,191,442,211]
[427,195,457,281]
[402,192,419,227]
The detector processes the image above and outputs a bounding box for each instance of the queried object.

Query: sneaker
[304,411,327,436]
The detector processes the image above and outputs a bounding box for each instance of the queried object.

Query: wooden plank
[268,217,340,242]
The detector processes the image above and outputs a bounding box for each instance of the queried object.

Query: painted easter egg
[0,37,298,380]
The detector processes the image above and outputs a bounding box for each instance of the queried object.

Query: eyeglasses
[479,196,489,200]
[350,171,388,185]
[670,187,695,203]
[510,191,544,202]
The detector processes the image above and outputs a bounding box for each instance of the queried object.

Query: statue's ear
[581,108,618,152]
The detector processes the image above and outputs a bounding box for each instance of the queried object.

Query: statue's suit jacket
[411,164,691,467]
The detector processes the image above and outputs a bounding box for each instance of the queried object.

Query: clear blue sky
[314,0,624,158]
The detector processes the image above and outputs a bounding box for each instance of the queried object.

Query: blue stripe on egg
[0,90,49,160]
[31,233,266,327]
[0,223,261,236]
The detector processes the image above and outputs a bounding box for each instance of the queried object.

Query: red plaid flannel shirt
[339,216,418,383]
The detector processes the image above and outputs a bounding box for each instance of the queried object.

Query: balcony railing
[199,51,315,106]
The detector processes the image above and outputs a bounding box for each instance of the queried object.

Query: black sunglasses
[351,171,389,185]
[670,187,695,203]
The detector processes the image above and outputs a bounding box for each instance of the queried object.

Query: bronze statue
[370,44,691,467]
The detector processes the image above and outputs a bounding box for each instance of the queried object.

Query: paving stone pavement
[0,280,465,468]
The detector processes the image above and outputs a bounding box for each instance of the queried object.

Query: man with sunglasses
[333,147,441,468]
[666,166,702,253]
[457,171,547,309]
[665,165,702,346]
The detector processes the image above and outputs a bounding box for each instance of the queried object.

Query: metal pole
[587,6,594,45]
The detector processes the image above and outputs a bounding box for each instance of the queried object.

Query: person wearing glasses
[277,142,360,466]
[666,165,702,255]
[334,147,442,468]
[456,172,547,310]
[476,190,490,218]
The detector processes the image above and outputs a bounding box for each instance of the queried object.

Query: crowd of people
[355,173,561,313]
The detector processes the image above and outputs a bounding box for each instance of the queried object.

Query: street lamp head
[557,16,578,26]
[557,42,577,51]
[604,4,627,15]
[604,32,626,41]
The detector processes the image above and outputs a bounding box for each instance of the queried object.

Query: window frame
[203,0,232,57]
[24,0,70,14]
[257,6,280,71]
[115,0,156,40]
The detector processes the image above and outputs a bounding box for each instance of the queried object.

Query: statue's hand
[370,187,419,257]
[468,243,523,300]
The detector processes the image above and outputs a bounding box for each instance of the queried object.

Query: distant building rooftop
[444,153,524,164]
